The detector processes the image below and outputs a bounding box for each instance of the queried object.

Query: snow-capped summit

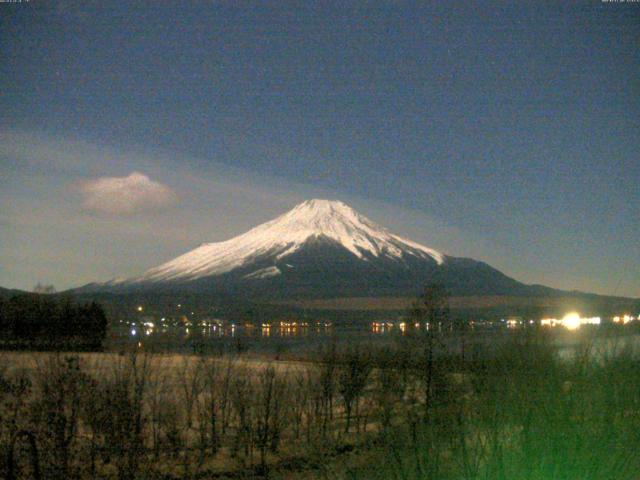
[78,198,545,298]
[133,199,444,284]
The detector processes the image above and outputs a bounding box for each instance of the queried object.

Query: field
[277,294,638,314]
[1,328,639,479]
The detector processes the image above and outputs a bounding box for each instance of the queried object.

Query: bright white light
[542,314,600,329]
[586,316,601,325]
[131,329,137,336]
[615,314,634,325]
[562,312,581,330]
[541,318,556,327]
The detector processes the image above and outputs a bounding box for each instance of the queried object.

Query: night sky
[1,1,638,297]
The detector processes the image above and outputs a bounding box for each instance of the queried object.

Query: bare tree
[219,359,235,436]
[146,358,169,460]
[230,366,254,464]
[289,370,309,440]
[157,398,183,460]
[99,352,151,480]
[255,365,280,472]
[411,283,450,421]
[338,346,372,433]
[374,362,403,433]
[32,283,56,294]
[198,357,221,456]
[177,356,204,429]
[318,340,338,437]
[31,355,86,478]
[301,366,325,446]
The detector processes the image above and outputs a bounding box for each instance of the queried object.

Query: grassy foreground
[0,329,638,479]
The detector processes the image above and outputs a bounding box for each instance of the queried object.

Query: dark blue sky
[1,1,639,296]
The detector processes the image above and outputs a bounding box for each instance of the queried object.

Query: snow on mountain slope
[243,266,281,280]
[131,199,444,284]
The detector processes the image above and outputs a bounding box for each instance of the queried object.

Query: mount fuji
[79,199,554,298]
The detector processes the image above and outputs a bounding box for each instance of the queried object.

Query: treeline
[0,295,107,350]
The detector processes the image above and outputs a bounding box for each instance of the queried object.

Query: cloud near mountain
[79,172,178,215]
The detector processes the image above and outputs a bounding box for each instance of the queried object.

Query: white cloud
[79,172,178,215]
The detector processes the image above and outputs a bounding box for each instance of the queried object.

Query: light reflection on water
[121,316,636,344]
[371,321,433,334]
[124,320,476,341]
[124,322,335,339]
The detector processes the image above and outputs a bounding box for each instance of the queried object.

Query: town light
[562,312,581,330]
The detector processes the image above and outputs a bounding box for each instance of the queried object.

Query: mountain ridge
[127,199,444,285]
[74,199,579,300]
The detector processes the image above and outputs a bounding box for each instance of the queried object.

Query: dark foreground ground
[1,327,639,479]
